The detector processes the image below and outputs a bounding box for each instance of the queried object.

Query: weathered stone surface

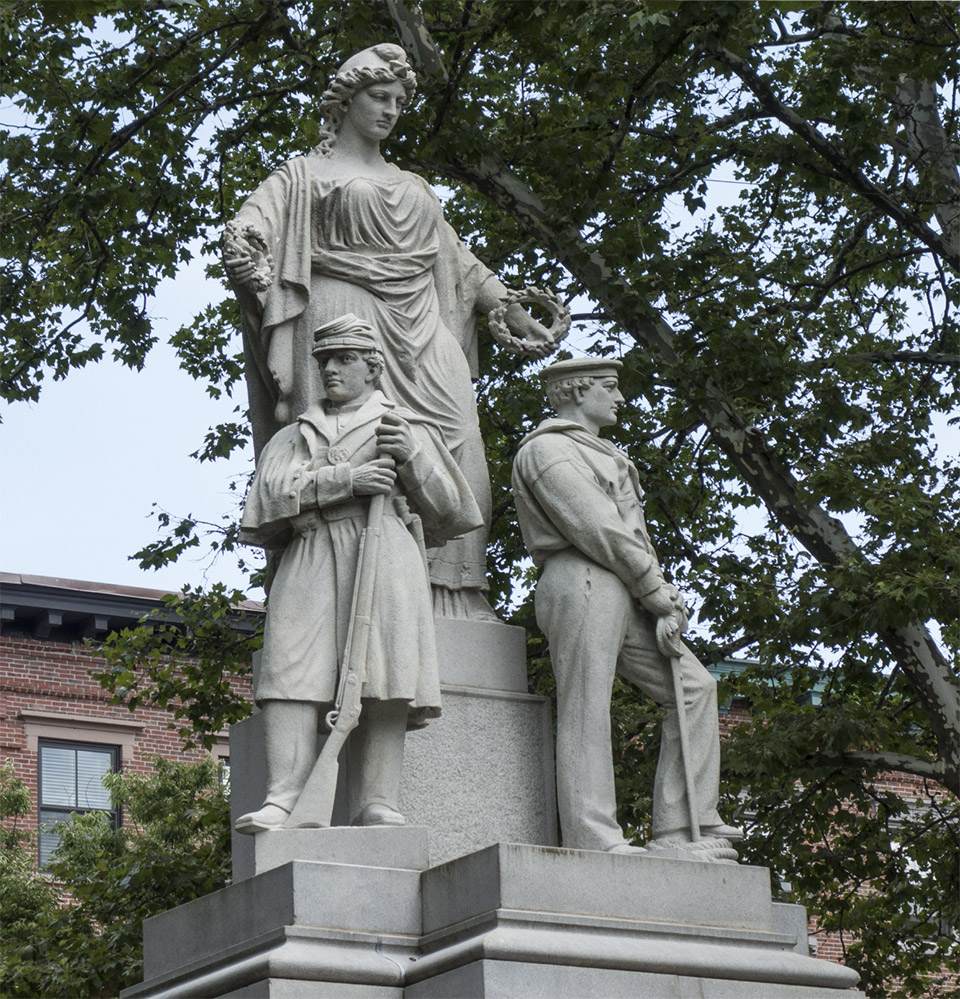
[432,619,528,691]
[236,826,429,880]
[142,861,422,981]
[404,962,854,998]
[222,982,401,998]
[397,685,556,865]
[124,846,862,999]
[420,844,774,933]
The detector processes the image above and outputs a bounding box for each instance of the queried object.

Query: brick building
[0,573,258,864]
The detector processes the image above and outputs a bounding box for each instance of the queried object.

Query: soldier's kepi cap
[540,356,622,381]
[312,314,383,356]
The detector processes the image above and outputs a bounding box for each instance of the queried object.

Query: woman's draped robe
[230,156,500,597]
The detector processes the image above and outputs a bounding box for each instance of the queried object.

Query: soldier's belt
[290,498,401,535]
[321,499,370,522]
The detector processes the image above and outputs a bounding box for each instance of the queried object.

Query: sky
[1,261,258,596]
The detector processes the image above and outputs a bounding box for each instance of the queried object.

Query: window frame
[37,737,121,868]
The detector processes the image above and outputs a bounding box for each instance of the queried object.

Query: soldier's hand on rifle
[376,413,418,464]
[352,457,397,495]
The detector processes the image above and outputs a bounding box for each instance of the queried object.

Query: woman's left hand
[503,303,558,358]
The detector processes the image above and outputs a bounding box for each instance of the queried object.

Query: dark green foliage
[3,2,958,994]
[93,583,260,750]
[0,760,59,949]
[0,757,231,998]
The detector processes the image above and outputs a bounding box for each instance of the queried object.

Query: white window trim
[19,710,144,757]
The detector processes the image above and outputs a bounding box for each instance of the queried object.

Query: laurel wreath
[487,286,571,355]
[222,221,274,293]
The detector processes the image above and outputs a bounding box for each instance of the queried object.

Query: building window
[38,739,120,867]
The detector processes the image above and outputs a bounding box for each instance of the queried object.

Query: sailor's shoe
[353,802,407,827]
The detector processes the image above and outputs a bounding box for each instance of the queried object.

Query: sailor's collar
[519,418,624,459]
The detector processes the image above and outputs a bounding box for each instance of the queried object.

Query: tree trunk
[894,78,960,254]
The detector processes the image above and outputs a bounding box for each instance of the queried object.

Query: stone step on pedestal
[407,844,862,998]
[239,826,430,879]
[122,843,863,999]
[124,859,421,999]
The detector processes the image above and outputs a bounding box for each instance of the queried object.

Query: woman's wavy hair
[312,44,417,157]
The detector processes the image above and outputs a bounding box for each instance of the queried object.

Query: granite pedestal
[123,843,862,998]
[123,621,862,998]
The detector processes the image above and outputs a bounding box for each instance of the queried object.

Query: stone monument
[234,314,482,835]
[222,42,565,622]
[122,42,864,999]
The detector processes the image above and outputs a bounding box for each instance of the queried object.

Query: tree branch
[803,750,946,782]
[708,46,959,271]
[893,78,960,248]
[806,350,960,370]
[414,148,960,785]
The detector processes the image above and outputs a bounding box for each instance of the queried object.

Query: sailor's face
[319,351,370,403]
[344,80,406,141]
[579,376,624,429]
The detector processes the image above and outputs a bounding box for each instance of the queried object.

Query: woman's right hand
[224,248,257,285]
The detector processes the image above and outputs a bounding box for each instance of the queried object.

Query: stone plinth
[122,844,862,999]
[407,844,860,997]
[239,827,430,878]
[231,619,557,879]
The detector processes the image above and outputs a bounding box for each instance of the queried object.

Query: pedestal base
[123,844,862,999]
[240,826,430,877]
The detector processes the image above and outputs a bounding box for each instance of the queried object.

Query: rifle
[286,493,386,828]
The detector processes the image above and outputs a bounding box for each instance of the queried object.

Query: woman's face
[343,80,407,142]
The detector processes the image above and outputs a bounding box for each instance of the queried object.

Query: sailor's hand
[504,303,556,358]
[376,413,418,464]
[351,457,396,495]
[655,611,686,659]
[663,583,689,632]
[640,584,676,619]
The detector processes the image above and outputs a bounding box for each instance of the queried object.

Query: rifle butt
[285,727,349,829]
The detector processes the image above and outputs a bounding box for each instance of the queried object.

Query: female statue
[224,43,559,619]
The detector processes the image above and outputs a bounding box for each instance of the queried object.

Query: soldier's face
[579,376,624,429]
[319,351,371,403]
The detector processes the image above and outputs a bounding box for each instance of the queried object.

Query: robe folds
[230,155,500,593]
[241,392,482,722]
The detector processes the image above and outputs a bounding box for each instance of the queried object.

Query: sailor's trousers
[536,549,723,850]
